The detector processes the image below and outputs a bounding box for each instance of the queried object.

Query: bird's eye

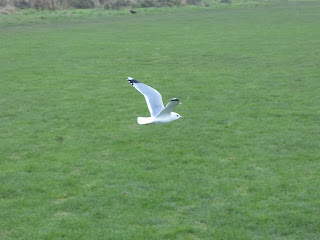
[176,115,179,117]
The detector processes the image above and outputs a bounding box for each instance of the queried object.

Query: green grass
[1,1,319,239]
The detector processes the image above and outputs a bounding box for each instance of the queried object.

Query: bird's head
[172,112,183,120]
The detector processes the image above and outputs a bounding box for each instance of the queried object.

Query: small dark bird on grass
[130,10,137,14]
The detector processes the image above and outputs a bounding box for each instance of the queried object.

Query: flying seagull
[127,77,183,125]
[130,10,137,14]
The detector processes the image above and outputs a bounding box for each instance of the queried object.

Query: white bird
[127,77,183,125]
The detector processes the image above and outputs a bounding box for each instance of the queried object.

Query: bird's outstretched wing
[156,98,181,117]
[127,77,164,117]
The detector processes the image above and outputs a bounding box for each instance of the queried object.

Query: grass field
[1,1,320,239]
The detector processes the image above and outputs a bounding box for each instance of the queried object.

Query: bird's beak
[181,116,184,119]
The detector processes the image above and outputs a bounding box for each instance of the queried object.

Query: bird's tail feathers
[137,117,154,125]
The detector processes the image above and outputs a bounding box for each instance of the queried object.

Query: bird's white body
[127,77,182,125]
[137,112,181,125]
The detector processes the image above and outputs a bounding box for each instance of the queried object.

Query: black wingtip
[127,77,140,86]
[171,98,180,102]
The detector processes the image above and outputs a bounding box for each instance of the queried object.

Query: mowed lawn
[0,2,319,239]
